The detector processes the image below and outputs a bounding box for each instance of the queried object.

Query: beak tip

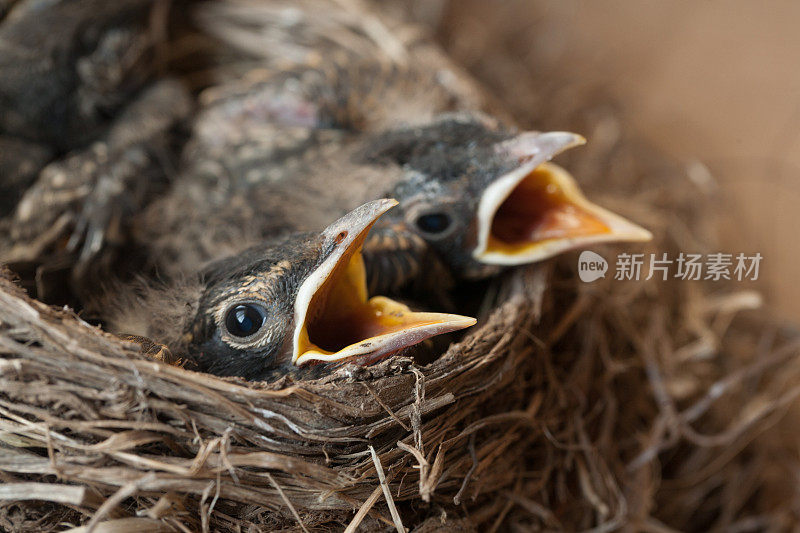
[437,312,477,326]
[444,316,478,331]
[376,198,400,217]
[434,314,478,335]
[356,198,399,222]
[462,316,478,328]
[371,198,399,217]
[616,223,653,243]
[541,131,587,152]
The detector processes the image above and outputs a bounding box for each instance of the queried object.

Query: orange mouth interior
[303,252,439,355]
[488,163,612,255]
[295,232,473,365]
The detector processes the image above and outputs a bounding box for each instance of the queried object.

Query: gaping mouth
[292,200,476,366]
[474,162,652,266]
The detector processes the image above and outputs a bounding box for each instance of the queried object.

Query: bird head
[364,115,652,279]
[186,199,476,380]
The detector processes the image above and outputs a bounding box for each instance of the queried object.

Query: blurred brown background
[431,0,800,321]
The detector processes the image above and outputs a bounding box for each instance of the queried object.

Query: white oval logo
[578,251,608,282]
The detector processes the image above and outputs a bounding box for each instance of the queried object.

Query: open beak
[474,132,652,265]
[292,199,476,367]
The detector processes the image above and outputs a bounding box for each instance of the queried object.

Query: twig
[397,440,430,501]
[343,485,383,533]
[369,445,406,533]
[410,366,425,453]
[199,480,214,533]
[453,433,478,505]
[85,473,158,533]
[266,473,309,533]
[365,383,410,431]
[0,483,87,505]
[501,491,559,527]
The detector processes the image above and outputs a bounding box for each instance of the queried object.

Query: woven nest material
[3,185,800,533]
[3,2,800,532]
[0,259,553,532]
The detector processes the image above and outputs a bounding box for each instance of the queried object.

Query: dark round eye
[415,212,452,235]
[224,304,267,338]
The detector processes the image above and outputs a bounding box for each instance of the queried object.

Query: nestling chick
[134,0,652,293]
[110,200,475,381]
[137,69,651,296]
[0,0,186,303]
[1,80,191,303]
[0,0,156,149]
[360,115,652,284]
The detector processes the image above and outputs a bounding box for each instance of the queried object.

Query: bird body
[0,0,157,149]
[135,59,649,294]
[1,0,651,382]
[2,0,650,308]
[1,79,191,303]
[0,0,183,302]
[110,200,475,381]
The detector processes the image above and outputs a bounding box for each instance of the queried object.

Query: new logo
[578,251,608,282]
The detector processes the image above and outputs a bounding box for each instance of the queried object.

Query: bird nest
[3,167,800,532]
[3,3,800,533]
[0,256,548,532]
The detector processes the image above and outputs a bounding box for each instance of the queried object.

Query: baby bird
[135,64,651,297]
[110,200,475,381]
[128,0,651,298]
[360,115,652,285]
[1,79,191,303]
[0,0,156,149]
[0,0,184,303]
